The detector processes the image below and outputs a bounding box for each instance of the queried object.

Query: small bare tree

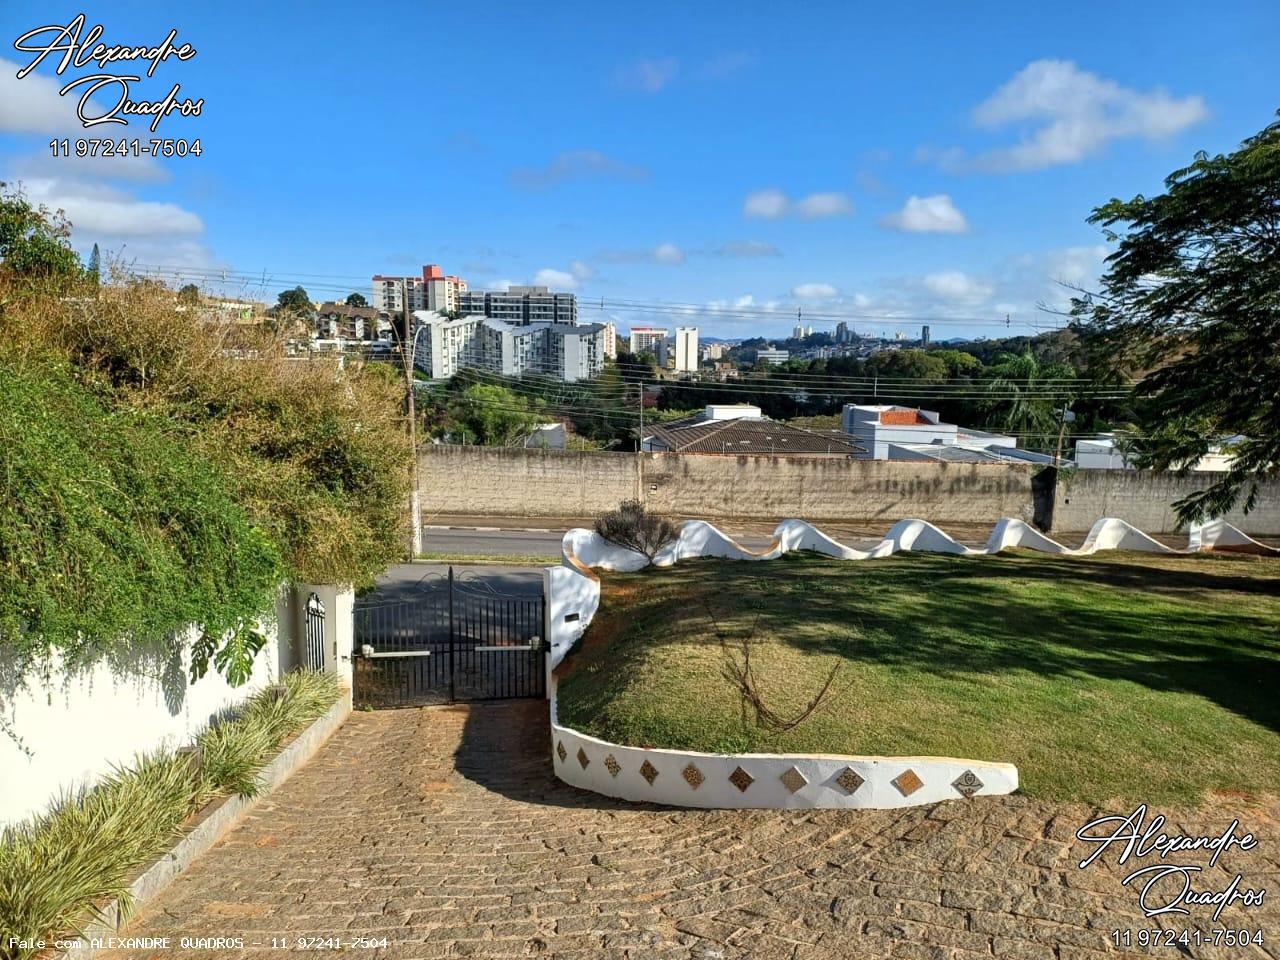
[594,499,678,561]
[703,600,844,733]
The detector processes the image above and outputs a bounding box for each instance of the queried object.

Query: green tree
[178,282,200,304]
[980,351,1076,449]
[930,349,982,377]
[1074,116,1280,522]
[866,349,948,383]
[0,183,83,280]
[86,242,100,286]
[449,383,545,446]
[275,285,313,315]
[345,292,368,307]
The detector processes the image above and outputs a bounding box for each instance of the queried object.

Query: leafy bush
[0,270,410,682]
[0,357,282,677]
[0,670,340,960]
[594,500,678,561]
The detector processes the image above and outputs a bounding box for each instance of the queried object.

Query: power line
[125,261,1066,331]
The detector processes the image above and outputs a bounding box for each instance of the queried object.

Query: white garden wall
[0,585,341,828]
[545,514,1276,811]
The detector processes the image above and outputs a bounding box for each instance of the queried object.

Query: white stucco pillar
[291,583,355,703]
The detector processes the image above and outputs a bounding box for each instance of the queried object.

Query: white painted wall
[551,718,1018,810]
[0,584,355,828]
[0,627,282,828]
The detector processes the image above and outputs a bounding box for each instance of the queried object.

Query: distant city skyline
[1,1,1275,339]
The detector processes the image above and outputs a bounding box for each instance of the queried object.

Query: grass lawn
[556,550,1280,805]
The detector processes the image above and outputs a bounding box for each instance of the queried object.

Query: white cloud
[1045,244,1108,285]
[0,57,84,135]
[653,242,685,264]
[533,268,579,290]
[568,260,595,281]
[23,178,203,236]
[962,60,1208,171]
[794,192,855,219]
[880,194,969,234]
[744,188,853,220]
[0,58,166,182]
[792,282,838,300]
[922,270,993,305]
[713,239,780,257]
[616,58,679,93]
[509,150,648,188]
[743,188,789,219]
[598,243,685,265]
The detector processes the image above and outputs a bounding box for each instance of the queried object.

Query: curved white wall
[545,515,1275,810]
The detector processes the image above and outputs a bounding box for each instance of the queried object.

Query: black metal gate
[353,568,546,707]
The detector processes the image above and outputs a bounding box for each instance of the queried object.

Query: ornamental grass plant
[0,670,340,960]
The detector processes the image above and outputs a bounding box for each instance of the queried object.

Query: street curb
[411,557,559,567]
[50,692,352,960]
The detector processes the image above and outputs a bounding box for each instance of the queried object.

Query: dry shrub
[0,273,410,587]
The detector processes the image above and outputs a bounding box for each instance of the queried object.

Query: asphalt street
[419,523,782,558]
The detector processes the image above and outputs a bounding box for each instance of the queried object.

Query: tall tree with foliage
[449,383,546,445]
[981,351,1076,450]
[86,242,100,286]
[345,291,368,307]
[275,285,313,315]
[1073,116,1280,522]
[0,183,84,280]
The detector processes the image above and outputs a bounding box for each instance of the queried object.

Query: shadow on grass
[577,551,1280,736]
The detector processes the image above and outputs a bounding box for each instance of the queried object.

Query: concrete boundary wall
[1054,469,1280,535]
[419,445,1280,534]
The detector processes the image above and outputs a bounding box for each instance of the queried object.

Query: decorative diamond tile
[556,741,567,763]
[577,747,590,769]
[639,759,659,785]
[952,769,984,798]
[779,766,808,794]
[891,768,924,797]
[604,754,621,778]
[835,767,865,795]
[728,766,754,792]
[682,763,705,790]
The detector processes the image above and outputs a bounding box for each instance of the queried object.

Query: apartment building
[628,326,668,355]
[372,264,468,316]
[601,321,618,359]
[423,264,468,313]
[371,274,425,315]
[414,313,482,380]
[757,348,789,365]
[459,285,578,325]
[413,311,605,383]
[674,326,699,373]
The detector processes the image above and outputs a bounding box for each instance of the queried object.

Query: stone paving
[101,702,1280,960]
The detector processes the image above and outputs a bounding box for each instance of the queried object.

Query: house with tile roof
[640,405,865,457]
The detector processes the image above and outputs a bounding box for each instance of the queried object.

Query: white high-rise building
[412,311,606,383]
[674,326,698,373]
[423,264,467,313]
[372,274,425,315]
[601,321,618,359]
[629,326,667,355]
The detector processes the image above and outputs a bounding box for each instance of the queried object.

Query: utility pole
[1053,403,1074,464]
[400,278,422,558]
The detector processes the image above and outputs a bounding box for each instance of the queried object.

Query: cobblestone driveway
[102,702,1279,960]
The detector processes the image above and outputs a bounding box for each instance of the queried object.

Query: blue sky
[2,1,1276,339]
